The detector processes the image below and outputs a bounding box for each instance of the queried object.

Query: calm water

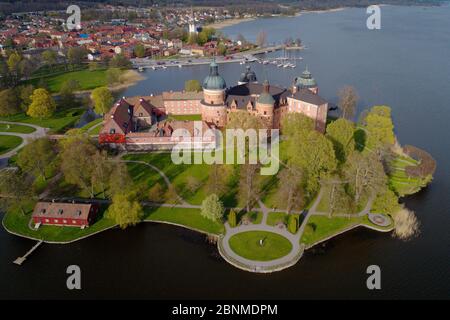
[1,5,449,299]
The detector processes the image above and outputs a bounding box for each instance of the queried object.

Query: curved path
[219,199,306,273]
[0,121,47,160]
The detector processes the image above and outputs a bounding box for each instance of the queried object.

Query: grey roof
[296,67,317,88]
[203,60,226,90]
[291,88,328,105]
[239,66,257,83]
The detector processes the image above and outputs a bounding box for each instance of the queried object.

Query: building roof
[291,88,328,105]
[296,67,317,88]
[32,202,96,221]
[162,91,203,101]
[239,65,257,84]
[257,80,275,105]
[203,60,226,90]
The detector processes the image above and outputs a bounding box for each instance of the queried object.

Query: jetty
[13,240,43,266]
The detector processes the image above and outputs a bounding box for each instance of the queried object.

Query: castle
[99,62,328,149]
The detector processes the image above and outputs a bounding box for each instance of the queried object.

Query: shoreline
[205,17,255,29]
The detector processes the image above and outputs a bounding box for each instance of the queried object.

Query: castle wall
[164,99,202,114]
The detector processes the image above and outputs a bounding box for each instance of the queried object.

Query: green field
[0,123,36,134]
[0,135,23,155]
[300,215,362,246]
[168,114,202,121]
[2,204,116,243]
[144,206,224,234]
[26,69,108,93]
[229,231,292,261]
[0,107,85,133]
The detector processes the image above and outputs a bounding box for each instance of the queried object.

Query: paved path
[0,121,47,160]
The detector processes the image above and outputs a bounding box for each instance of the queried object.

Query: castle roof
[296,66,317,88]
[203,60,226,90]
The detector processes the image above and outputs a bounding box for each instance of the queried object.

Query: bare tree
[338,86,359,120]
[239,164,260,212]
[277,166,303,214]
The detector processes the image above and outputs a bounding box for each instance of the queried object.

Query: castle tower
[295,66,319,94]
[188,7,197,34]
[201,60,227,127]
[256,80,275,128]
[238,65,258,85]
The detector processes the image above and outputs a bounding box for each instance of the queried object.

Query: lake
[1,4,449,299]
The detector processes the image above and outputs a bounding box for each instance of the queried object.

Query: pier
[13,240,43,266]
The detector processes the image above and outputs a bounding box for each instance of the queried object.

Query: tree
[287,214,298,234]
[27,88,56,119]
[364,105,395,152]
[289,130,336,197]
[19,58,34,80]
[41,50,57,70]
[106,67,123,85]
[148,183,165,202]
[91,86,113,114]
[277,165,303,213]
[201,193,224,222]
[343,152,387,204]
[206,164,229,196]
[372,189,400,214]
[256,31,267,47]
[60,136,97,198]
[217,43,227,56]
[7,51,21,73]
[17,137,55,181]
[228,209,237,228]
[18,84,34,111]
[0,88,20,116]
[107,192,143,229]
[91,150,113,199]
[0,171,32,216]
[326,118,355,163]
[134,44,146,58]
[108,161,133,197]
[184,79,202,92]
[109,54,131,68]
[281,112,315,137]
[67,47,87,67]
[186,176,201,194]
[239,163,260,212]
[338,86,359,120]
[392,206,420,240]
[59,79,81,108]
[88,61,99,71]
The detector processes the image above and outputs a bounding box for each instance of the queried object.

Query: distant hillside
[0,0,444,16]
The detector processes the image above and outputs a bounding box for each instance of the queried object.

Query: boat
[138,67,144,72]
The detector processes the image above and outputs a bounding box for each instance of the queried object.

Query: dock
[13,240,43,266]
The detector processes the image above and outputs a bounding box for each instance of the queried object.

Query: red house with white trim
[31,202,99,228]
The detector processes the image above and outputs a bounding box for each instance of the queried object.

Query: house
[32,202,99,228]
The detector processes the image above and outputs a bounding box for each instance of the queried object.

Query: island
[0,59,436,272]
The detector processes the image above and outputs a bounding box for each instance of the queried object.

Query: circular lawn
[0,135,23,155]
[229,231,292,261]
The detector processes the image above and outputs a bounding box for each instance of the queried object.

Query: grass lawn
[168,114,202,121]
[266,212,289,226]
[0,135,23,155]
[0,107,85,133]
[144,206,224,235]
[229,231,292,261]
[25,69,108,93]
[80,118,103,132]
[2,204,116,243]
[0,123,36,134]
[238,211,263,224]
[387,155,429,196]
[300,215,362,246]
[317,185,369,214]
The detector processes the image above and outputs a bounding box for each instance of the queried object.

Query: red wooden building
[31,202,99,228]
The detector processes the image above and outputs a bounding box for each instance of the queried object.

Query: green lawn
[239,211,263,224]
[0,135,23,155]
[316,185,369,214]
[266,212,289,226]
[25,69,108,93]
[144,206,224,234]
[387,155,430,196]
[0,107,85,133]
[80,118,103,132]
[0,123,36,134]
[300,215,362,246]
[229,231,292,261]
[168,114,202,121]
[2,204,116,243]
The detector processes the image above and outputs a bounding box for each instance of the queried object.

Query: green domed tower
[203,60,227,90]
[295,66,319,94]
